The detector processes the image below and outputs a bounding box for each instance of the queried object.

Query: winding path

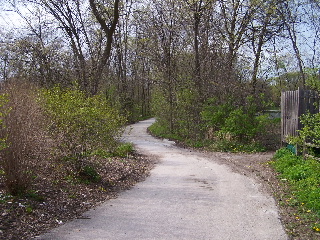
[37,119,287,240]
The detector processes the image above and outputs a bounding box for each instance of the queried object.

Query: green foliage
[199,95,275,153]
[220,108,267,142]
[148,121,168,137]
[272,148,320,220]
[151,87,174,132]
[151,91,272,153]
[201,96,269,143]
[300,113,320,146]
[89,143,134,158]
[288,112,320,157]
[78,165,101,183]
[305,68,320,92]
[42,85,126,158]
[113,143,134,158]
[201,98,234,131]
[174,87,201,139]
[148,120,184,142]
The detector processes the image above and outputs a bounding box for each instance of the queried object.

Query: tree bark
[89,0,120,95]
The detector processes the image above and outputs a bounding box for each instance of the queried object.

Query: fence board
[281,88,319,143]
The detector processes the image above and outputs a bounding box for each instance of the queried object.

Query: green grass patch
[90,143,134,158]
[272,148,320,231]
[148,121,185,142]
[78,165,101,183]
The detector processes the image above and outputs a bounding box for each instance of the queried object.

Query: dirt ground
[0,148,319,239]
[0,153,156,240]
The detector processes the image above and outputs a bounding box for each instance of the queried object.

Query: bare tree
[217,0,258,74]
[89,0,120,94]
[278,0,306,87]
[248,0,283,93]
[27,0,120,94]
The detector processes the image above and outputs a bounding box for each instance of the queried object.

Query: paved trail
[37,119,287,240]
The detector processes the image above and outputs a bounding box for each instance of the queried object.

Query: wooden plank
[281,89,319,144]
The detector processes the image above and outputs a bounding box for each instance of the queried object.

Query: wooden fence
[281,88,319,143]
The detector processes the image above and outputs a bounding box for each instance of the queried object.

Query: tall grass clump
[0,81,50,195]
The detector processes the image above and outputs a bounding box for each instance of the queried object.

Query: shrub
[201,98,235,131]
[201,96,269,143]
[41,85,126,172]
[219,108,268,142]
[113,143,134,158]
[0,81,51,195]
[287,112,320,157]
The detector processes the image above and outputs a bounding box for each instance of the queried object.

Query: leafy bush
[148,120,184,142]
[201,98,235,131]
[41,85,126,171]
[0,81,51,195]
[287,112,320,158]
[90,143,134,158]
[219,108,268,142]
[201,94,269,152]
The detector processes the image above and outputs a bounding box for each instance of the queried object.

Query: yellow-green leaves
[42,86,126,157]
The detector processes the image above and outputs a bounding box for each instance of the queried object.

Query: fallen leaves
[0,153,155,240]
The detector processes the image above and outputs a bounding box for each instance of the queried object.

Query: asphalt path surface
[37,118,287,240]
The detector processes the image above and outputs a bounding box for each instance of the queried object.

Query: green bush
[219,108,268,142]
[42,85,126,168]
[287,112,320,157]
[201,98,234,131]
[208,139,265,153]
[201,96,269,144]
[148,120,171,138]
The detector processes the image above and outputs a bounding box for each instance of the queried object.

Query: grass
[90,143,134,158]
[148,121,184,142]
[272,148,320,232]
